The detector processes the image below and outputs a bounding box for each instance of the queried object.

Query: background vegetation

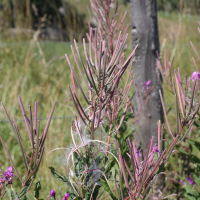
[0,0,200,198]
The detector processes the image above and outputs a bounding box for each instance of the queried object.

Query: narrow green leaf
[177,148,190,155]
[5,187,12,200]
[104,158,115,174]
[21,196,27,200]
[100,178,117,200]
[19,179,31,198]
[187,138,200,151]
[49,167,76,193]
[34,178,41,199]
[11,186,18,200]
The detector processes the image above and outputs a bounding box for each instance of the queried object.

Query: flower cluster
[189,71,200,82]
[49,190,56,199]
[180,176,195,186]
[63,193,70,200]
[0,165,15,198]
[152,144,160,153]
[143,80,151,88]
[186,177,195,186]
[0,166,14,185]
[142,80,152,99]
[49,190,70,200]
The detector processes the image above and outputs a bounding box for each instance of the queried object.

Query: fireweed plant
[0,1,200,200]
[0,97,56,199]
[50,1,199,200]
[159,43,200,198]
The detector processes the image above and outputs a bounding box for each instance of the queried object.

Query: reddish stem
[105,1,113,55]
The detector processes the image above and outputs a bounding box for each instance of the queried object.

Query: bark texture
[131,0,163,155]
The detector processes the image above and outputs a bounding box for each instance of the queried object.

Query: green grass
[1,2,200,198]
[0,40,88,197]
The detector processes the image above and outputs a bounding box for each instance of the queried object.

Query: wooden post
[131,0,163,155]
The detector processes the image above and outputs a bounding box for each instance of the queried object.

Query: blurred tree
[131,1,165,195]
[0,0,88,41]
[157,0,200,14]
[131,0,163,155]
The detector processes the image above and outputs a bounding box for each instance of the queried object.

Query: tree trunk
[131,0,163,155]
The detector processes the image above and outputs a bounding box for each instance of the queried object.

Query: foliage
[157,0,200,14]
[175,138,200,199]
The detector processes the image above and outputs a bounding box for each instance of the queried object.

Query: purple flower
[180,180,185,186]
[4,166,14,183]
[190,71,200,82]
[186,177,195,186]
[136,150,141,157]
[152,145,160,153]
[62,193,70,200]
[143,80,151,88]
[50,190,56,199]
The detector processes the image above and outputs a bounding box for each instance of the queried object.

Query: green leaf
[100,178,117,200]
[5,187,12,200]
[11,186,18,200]
[197,165,200,173]
[187,138,200,151]
[85,191,91,200]
[193,120,200,128]
[124,130,134,140]
[74,152,85,178]
[190,155,200,165]
[186,193,197,200]
[148,163,165,183]
[184,180,200,199]
[193,174,200,185]
[155,163,165,176]
[21,196,27,200]
[92,185,101,200]
[34,177,41,199]
[104,158,115,174]
[154,153,159,162]
[177,148,190,155]
[178,148,200,164]
[19,178,31,198]
[49,166,76,193]
[185,181,193,194]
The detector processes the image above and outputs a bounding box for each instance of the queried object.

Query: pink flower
[49,190,56,199]
[4,166,14,183]
[186,177,195,186]
[136,150,141,157]
[190,71,200,82]
[62,193,70,200]
[143,80,151,87]
[152,144,160,153]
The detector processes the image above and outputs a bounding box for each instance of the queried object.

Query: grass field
[1,1,200,198]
